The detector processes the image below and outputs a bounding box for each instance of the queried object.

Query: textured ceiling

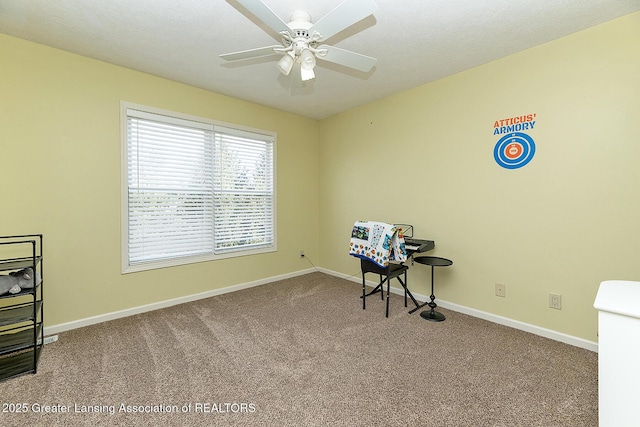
[1,0,639,119]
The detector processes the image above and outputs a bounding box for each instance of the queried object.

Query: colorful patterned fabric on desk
[349,220,407,267]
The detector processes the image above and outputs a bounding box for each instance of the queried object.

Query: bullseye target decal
[493,132,536,169]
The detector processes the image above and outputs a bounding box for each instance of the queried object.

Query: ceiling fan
[220,0,378,82]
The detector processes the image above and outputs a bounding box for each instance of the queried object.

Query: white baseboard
[318,267,598,353]
[46,266,597,353]
[44,268,316,336]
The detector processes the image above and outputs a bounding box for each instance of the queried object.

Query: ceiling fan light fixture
[300,49,316,71]
[277,52,294,76]
[300,66,315,81]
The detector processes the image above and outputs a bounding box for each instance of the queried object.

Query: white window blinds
[124,107,275,270]
[213,126,275,253]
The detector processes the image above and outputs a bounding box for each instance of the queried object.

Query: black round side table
[413,256,453,322]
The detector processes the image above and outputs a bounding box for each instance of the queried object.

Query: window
[121,103,276,273]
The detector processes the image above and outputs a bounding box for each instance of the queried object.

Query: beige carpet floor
[0,272,598,426]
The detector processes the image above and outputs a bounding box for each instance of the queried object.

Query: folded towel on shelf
[349,220,407,267]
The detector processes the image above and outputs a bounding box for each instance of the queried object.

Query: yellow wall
[2,11,638,343]
[0,34,319,325]
[318,12,640,342]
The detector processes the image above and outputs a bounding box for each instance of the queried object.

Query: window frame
[120,102,277,274]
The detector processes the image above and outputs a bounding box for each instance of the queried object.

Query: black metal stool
[360,259,409,318]
[412,256,453,322]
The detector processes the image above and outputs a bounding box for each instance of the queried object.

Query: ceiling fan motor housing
[288,11,313,31]
[282,11,320,50]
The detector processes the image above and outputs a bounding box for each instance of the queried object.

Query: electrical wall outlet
[495,283,506,297]
[549,293,562,310]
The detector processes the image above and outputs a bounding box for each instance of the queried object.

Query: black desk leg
[404,270,408,307]
[386,279,391,318]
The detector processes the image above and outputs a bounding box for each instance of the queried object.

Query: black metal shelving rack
[0,234,43,382]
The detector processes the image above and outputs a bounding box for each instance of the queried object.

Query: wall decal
[493,114,537,169]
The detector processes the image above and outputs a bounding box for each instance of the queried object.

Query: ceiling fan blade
[236,0,291,36]
[309,0,378,41]
[220,45,282,61]
[316,45,376,72]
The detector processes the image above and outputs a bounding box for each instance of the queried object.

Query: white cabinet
[594,280,640,427]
